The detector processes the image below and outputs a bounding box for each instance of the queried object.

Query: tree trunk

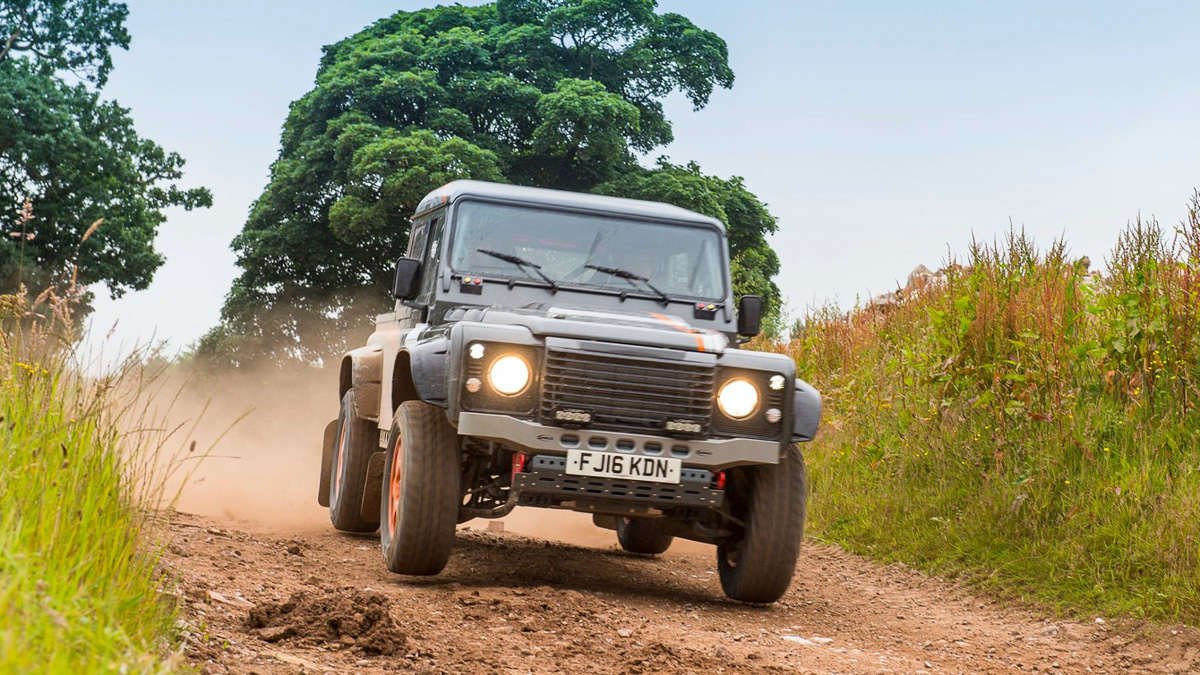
[0,28,21,62]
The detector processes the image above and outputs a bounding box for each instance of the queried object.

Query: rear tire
[328,391,377,533]
[380,401,460,575]
[616,517,674,555]
[717,444,808,603]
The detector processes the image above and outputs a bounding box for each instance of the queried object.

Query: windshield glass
[448,201,726,301]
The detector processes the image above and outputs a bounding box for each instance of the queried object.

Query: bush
[774,192,1200,621]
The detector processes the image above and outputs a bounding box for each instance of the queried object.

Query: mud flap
[318,420,337,507]
[360,451,385,524]
[592,514,618,531]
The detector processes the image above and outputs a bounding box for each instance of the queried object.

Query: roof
[413,180,726,232]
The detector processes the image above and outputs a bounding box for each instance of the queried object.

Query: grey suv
[318,180,821,603]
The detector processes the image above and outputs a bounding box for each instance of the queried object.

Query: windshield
[448,201,726,301]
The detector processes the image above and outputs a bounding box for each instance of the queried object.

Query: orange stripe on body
[650,312,706,352]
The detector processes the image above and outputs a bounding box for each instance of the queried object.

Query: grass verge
[0,291,185,673]
[775,193,1200,623]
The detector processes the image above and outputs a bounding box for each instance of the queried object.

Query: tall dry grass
[772,192,1200,622]
[0,281,198,671]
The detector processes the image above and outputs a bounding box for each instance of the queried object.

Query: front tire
[616,517,674,555]
[328,391,378,533]
[717,444,808,603]
[380,401,460,575]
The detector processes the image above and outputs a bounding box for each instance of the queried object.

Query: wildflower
[13,362,48,376]
[1064,480,1071,485]
[1103,447,1110,453]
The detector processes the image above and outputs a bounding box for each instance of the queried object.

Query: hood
[462,303,731,353]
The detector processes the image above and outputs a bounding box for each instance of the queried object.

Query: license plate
[564,449,682,484]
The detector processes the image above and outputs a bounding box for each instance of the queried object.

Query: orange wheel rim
[388,432,403,533]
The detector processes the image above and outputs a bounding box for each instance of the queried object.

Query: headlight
[488,354,531,396]
[717,378,759,419]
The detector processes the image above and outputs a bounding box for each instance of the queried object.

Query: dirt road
[164,512,1198,675]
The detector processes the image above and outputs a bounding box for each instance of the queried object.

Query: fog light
[555,409,592,424]
[765,407,782,423]
[488,354,531,396]
[769,374,786,391]
[465,377,482,393]
[665,419,702,434]
[469,343,485,359]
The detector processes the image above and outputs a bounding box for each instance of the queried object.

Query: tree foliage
[206,0,780,365]
[0,0,130,85]
[594,160,782,329]
[0,0,210,304]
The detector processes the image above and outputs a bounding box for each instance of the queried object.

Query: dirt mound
[623,642,723,674]
[245,589,406,656]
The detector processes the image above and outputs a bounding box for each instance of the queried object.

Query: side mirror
[392,257,422,300]
[736,295,763,337]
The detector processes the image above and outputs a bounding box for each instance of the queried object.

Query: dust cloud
[164,363,712,555]
[165,364,337,533]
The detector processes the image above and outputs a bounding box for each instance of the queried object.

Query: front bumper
[455,412,781,469]
[512,455,724,513]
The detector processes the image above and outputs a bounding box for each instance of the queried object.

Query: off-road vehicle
[318,180,821,603]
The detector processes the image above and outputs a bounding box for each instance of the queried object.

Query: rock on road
[165,513,1198,675]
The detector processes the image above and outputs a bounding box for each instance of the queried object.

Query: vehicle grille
[540,347,715,435]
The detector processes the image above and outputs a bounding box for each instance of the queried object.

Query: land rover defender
[318,180,821,603]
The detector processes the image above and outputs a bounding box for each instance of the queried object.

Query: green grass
[774,194,1200,623]
[0,294,185,673]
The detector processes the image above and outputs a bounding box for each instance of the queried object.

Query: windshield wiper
[476,249,559,291]
[584,264,671,305]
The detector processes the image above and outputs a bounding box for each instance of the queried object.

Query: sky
[86,0,1200,352]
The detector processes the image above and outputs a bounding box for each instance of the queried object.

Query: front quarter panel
[791,378,822,442]
[407,330,452,406]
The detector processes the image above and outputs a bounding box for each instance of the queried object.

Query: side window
[419,217,444,301]
[407,221,429,260]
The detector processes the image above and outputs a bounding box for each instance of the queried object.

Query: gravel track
[166,512,1198,675]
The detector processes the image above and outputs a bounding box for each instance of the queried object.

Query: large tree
[203,0,778,366]
[0,0,211,305]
